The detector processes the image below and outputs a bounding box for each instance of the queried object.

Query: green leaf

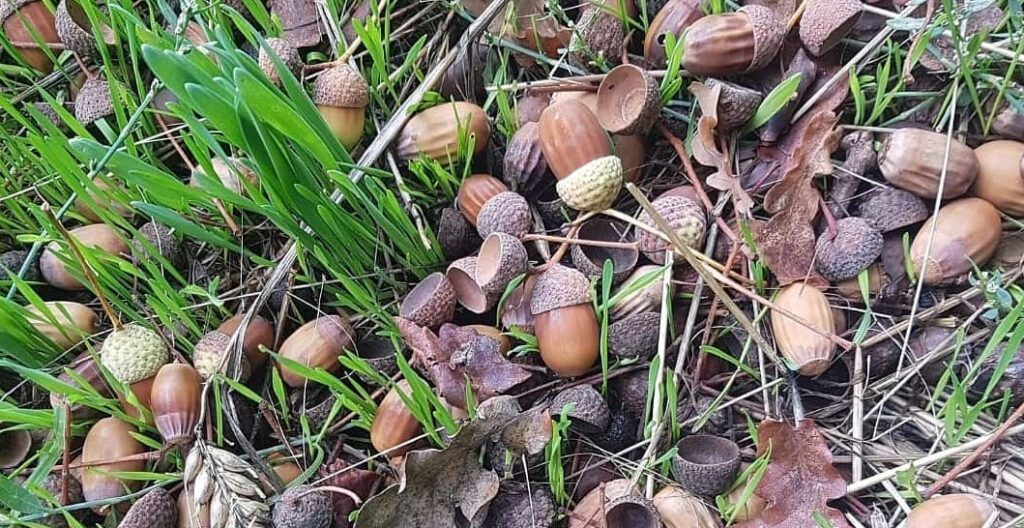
[745,73,803,132]
[0,472,44,514]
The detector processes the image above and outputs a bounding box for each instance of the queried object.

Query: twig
[861,3,1017,60]
[521,233,637,250]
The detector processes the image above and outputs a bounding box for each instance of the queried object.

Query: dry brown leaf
[319,459,379,528]
[733,420,851,528]
[689,81,755,215]
[485,0,571,65]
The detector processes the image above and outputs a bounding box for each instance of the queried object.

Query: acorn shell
[878,128,980,199]
[25,300,98,350]
[606,494,660,528]
[597,64,661,135]
[40,223,127,290]
[529,264,592,315]
[799,0,862,56]
[635,195,706,264]
[193,330,251,381]
[671,434,741,496]
[682,6,784,75]
[539,99,613,180]
[857,187,929,232]
[1,0,60,72]
[608,311,660,359]
[73,76,115,125]
[370,380,423,456]
[396,101,490,161]
[150,363,201,444]
[476,232,529,294]
[555,155,624,211]
[644,0,703,67]
[503,122,549,196]
[536,303,599,377]
[477,191,532,239]
[906,494,994,528]
[610,265,667,321]
[910,197,1001,285]
[278,315,356,387]
[438,207,480,260]
[570,217,638,283]
[570,479,640,528]
[458,173,509,226]
[814,217,883,281]
[706,78,762,131]
[81,417,145,511]
[971,140,1024,215]
[770,282,835,376]
[399,272,457,328]
[550,384,611,433]
[447,256,499,314]
[259,37,303,86]
[217,314,274,370]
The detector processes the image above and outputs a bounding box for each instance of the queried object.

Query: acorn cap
[857,187,929,232]
[193,330,252,381]
[671,434,741,496]
[476,232,529,294]
[438,207,481,260]
[597,64,661,135]
[739,5,785,72]
[570,217,638,283]
[555,155,624,211]
[37,472,83,527]
[447,257,499,314]
[799,0,862,56]
[814,217,883,281]
[635,195,706,264]
[477,191,532,239]
[74,77,114,125]
[608,311,660,359]
[0,0,34,24]
[503,122,549,196]
[134,221,182,268]
[706,78,762,130]
[120,488,177,528]
[0,429,31,469]
[272,485,333,528]
[593,409,639,453]
[100,324,169,385]
[32,101,66,129]
[313,63,369,109]
[398,272,457,328]
[529,264,592,315]
[259,37,303,85]
[573,5,625,65]
[605,494,660,528]
[0,249,39,282]
[55,0,97,58]
[549,384,611,434]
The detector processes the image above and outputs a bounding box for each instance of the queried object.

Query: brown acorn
[503,122,549,196]
[396,101,490,161]
[0,428,31,468]
[40,223,127,290]
[531,265,599,377]
[644,0,704,67]
[906,494,994,528]
[705,78,762,131]
[878,128,980,199]
[539,99,623,211]
[770,282,836,376]
[278,315,356,387]
[681,6,785,76]
[570,217,638,283]
[217,314,275,370]
[597,64,661,135]
[189,156,258,195]
[857,187,929,232]
[55,0,114,58]
[457,173,509,226]
[447,256,499,314]
[635,194,706,264]
[73,76,115,125]
[399,272,457,328]
[614,134,646,184]
[653,485,721,528]
[370,380,423,456]
[313,63,368,149]
[971,140,1024,215]
[671,434,741,496]
[476,232,529,294]
[799,0,863,56]
[1,0,60,72]
[259,37,303,86]
[77,174,132,222]
[25,300,98,349]
[150,363,201,444]
[119,375,155,424]
[910,197,1001,285]
[81,417,145,512]
[477,191,532,239]
[193,330,251,382]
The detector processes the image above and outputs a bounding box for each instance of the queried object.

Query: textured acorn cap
[32,101,66,129]
[398,272,457,328]
[597,64,661,135]
[814,217,883,281]
[194,330,252,381]
[120,488,177,528]
[74,77,114,125]
[272,485,333,528]
[0,249,39,281]
[476,232,529,294]
[503,122,549,197]
[438,207,481,259]
[529,264,592,315]
[706,78,762,130]
[608,311,660,359]
[259,37,303,85]
[606,494,660,528]
[555,155,624,211]
[35,472,83,527]
[799,0,862,56]
[570,218,638,283]
[857,187,929,232]
[671,434,741,496]
[133,221,182,268]
[313,63,369,108]
[54,0,98,58]
[549,384,610,434]
[739,5,785,72]
[477,191,532,239]
[594,409,639,453]
[100,324,169,385]
[572,5,626,65]
[635,195,706,264]
[447,257,499,314]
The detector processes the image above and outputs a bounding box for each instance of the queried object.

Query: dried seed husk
[770,282,835,376]
[856,187,929,232]
[814,217,883,281]
[608,311,660,359]
[477,191,532,239]
[910,197,1001,285]
[517,91,551,126]
[704,78,762,131]
[798,0,862,56]
[878,128,979,199]
[550,384,610,433]
[438,207,481,259]
[447,256,499,314]
[503,122,549,196]
[570,218,638,283]
[476,232,529,294]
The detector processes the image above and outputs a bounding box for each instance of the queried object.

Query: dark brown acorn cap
[438,207,480,260]
[447,256,499,314]
[529,264,592,315]
[476,232,529,294]
[121,488,177,528]
[270,0,323,49]
[814,217,883,281]
[597,64,661,135]
[570,217,638,283]
[799,0,862,56]
[608,311,660,359]
[857,187,929,232]
[705,78,762,131]
[398,272,457,328]
[572,5,625,66]
[605,494,660,528]
[31,101,67,129]
[55,0,112,58]
[477,191,532,239]
[0,429,30,469]
[671,434,741,496]
[503,122,549,197]
[134,221,182,269]
[549,384,610,434]
[0,249,39,282]
[740,5,786,72]
[313,63,369,109]
[259,37,303,85]
[272,485,333,528]
[73,77,114,125]
[593,410,639,452]
[613,369,648,417]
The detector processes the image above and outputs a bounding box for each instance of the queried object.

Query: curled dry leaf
[319,459,380,528]
[486,0,571,66]
[689,81,755,215]
[733,420,850,528]
[355,396,551,528]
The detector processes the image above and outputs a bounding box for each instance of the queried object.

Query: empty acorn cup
[799,0,862,56]
[0,428,31,468]
[398,272,457,328]
[671,434,741,496]
[570,218,638,283]
[476,232,529,294]
[55,0,115,58]
[597,64,661,135]
[606,494,660,528]
[447,256,499,314]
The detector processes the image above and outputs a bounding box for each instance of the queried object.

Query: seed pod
[258,37,303,86]
[705,79,762,131]
[73,76,115,125]
[682,6,785,76]
[278,315,356,387]
[910,198,1001,284]
[606,494,660,528]
[653,485,722,528]
[518,91,551,126]
[971,140,1024,215]
[770,282,835,376]
[671,435,741,496]
[477,191,532,239]
[457,173,509,226]
[878,128,980,199]
[55,0,114,59]
[313,63,369,149]
[399,272,457,328]
[370,380,423,456]
[571,218,638,283]
[596,64,661,135]
[150,363,202,444]
[532,265,599,377]
[1,0,61,72]
[25,301,97,350]
[40,223,128,290]
[857,187,929,232]
[635,195,706,264]
[814,217,883,281]
[550,384,611,433]
[447,256,499,314]
[503,122,549,196]
[644,0,703,67]
[906,494,994,528]
[217,314,275,370]
[101,324,169,385]
[397,101,490,161]
[81,417,145,511]
[193,330,251,381]
[189,156,258,195]
[539,99,623,211]
[799,0,862,56]
[476,232,529,294]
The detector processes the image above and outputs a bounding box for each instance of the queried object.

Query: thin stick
[521,233,637,250]
[861,3,1017,60]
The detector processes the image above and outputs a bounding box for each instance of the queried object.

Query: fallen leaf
[733,419,851,528]
[689,81,755,215]
[319,459,380,528]
[485,0,572,66]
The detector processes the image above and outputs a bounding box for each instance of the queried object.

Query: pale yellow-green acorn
[100,324,169,385]
[313,63,369,150]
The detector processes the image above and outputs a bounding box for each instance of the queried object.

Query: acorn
[992,99,1024,141]
[81,417,145,511]
[134,221,182,269]
[671,434,741,496]
[193,330,251,381]
[151,88,181,126]
[77,174,133,222]
[550,384,611,433]
[878,128,980,199]
[477,191,532,239]
[539,99,623,211]
[971,140,1024,215]
[596,64,661,135]
[73,76,115,125]
[0,428,31,468]
[606,494,660,528]
[644,0,704,67]
[610,265,667,321]
[438,207,481,259]
[635,194,706,264]
[313,63,369,149]
[974,342,1024,408]
[399,272,457,328]
[457,173,509,226]
[531,265,599,377]
[681,6,785,76]
[593,409,639,453]
[615,134,646,184]
[217,314,274,370]
[370,380,423,456]
[189,156,258,195]
[770,282,836,376]
[476,232,529,294]
[0,0,60,72]
[705,78,762,131]
[51,350,112,417]
[150,363,201,444]
[397,101,490,161]
[570,218,638,283]
[608,311,660,359]
[518,91,551,126]
[55,0,114,58]
[910,198,1001,285]
[835,262,887,300]
[101,324,169,385]
[653,485,721,528]
[814,217,883,281]
[857,187,929,232]
[278,315,356,387]
[121,488,178,528]
[503,122,549,196]
[447,256,499,314]
[906,494,994,528]
[799,0,862,56]
[551,90,599,114]
[272,485,333,528]
[258,37,303,86]
[40,223,128,290]
[266,452,303,487]
[25,301,97,350]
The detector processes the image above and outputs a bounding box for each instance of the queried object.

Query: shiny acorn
[681,6,785,76]
[1,0,61,72]
[539,99,623,211]
[971,140,1024,215]
[457,173,509,226]
[644,0,704,67]
[313,63,369,149]
[81,417,145,512]
[25,301,98,350]
[770,282,836,376]
[878,128,979,199]
[397,101,490,161]
[910,197,1001,285]
[906,494,994,528]
[40,223,128,290]
[531,265,599,377]
[278,315,357,387]
[370,380,423,456]
[150,363,201,444]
